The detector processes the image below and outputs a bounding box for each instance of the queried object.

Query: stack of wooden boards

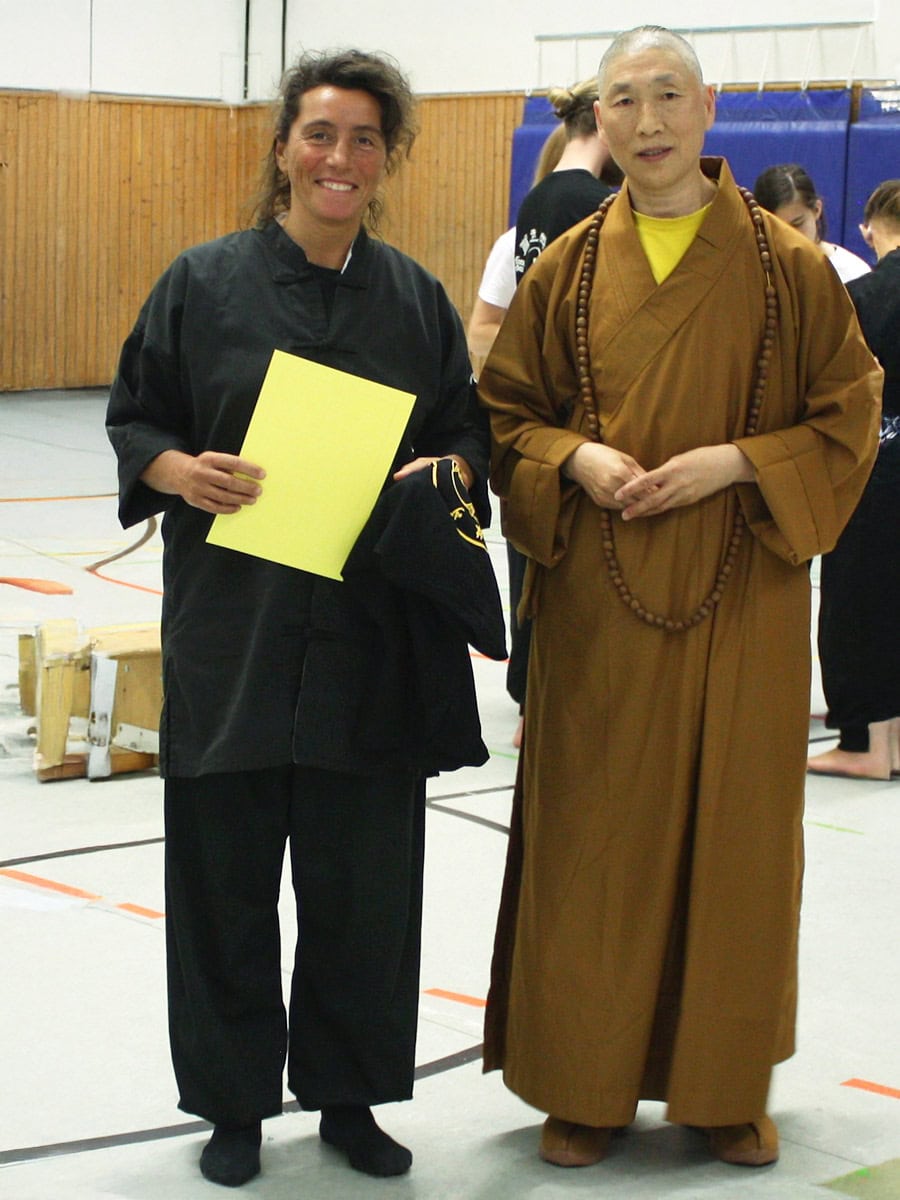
[18,620,162,782]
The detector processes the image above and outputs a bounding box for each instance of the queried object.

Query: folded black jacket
[292,460,507,777]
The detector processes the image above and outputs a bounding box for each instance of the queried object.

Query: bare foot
[807,747,890,781]
[512,715,524,749]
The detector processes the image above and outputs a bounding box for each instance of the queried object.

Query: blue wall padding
[522,95,558,124]
[844,90,900,261]
[702,90,852,250]
[509,122,555,225]
[509,97,556,225]
[507,88,888,265]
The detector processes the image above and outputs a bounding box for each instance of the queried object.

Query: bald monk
[478,24,882,1173]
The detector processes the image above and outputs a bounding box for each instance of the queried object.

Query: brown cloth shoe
[539,1116,612,1167]
[706,1115,779,1166]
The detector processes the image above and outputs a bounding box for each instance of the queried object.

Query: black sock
[199,1122,262,1188]
[319,1105,412,1177]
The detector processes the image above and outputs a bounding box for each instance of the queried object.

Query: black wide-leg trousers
[164,764,426,1126]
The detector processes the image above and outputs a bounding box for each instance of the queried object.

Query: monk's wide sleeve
[733,234,882,565]
[477,247,591,566]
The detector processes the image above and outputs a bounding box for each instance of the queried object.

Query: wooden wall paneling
[100,97,120,378]
[194,104,211,245]
[205,105,222,243]
[134,105,154,363]
[116,101,136,357]
[150,104,166,283]
[381,93,522,326]
[0,96,12,385]
[1,89,524,391]
[89,95,107,386]
[14,96,35,388]
[161,102,176,270]
[20,97,51,388]
[49,93,62,385]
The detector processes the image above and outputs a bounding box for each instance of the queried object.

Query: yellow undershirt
[633,202,713,284]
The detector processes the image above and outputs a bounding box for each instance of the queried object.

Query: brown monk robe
[477,155,881,1134]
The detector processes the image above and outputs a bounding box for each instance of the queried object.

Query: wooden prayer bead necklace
[574,185,777,633]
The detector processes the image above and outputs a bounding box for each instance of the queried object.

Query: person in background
[479,25,880,1174]
[467,125,567,364]
[514,77,620,281]
[808,180,900,779]
[107,49,491,1190]
[753,162,870,284]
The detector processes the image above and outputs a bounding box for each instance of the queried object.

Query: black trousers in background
[164,764,426,1126]
[819,437,900,746]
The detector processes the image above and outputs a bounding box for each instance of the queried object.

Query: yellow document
[207,349,415,579]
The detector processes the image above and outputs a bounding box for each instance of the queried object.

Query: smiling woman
[106,45,491,1193]
[251,48,417,245]
[275,87,388,263]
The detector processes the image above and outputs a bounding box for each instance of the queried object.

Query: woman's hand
[562,442,647,509]
[141,449,265,514]
[615,444,754,521]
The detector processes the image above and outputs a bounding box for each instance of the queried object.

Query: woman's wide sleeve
[106,257,194,529]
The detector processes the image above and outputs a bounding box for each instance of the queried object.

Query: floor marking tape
[424,988,486,1008]
[842,1079,900,1100]
[0,867,163,919]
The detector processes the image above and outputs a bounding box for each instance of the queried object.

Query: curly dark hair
[248,49,417,231]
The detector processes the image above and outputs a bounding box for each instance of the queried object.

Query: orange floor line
[0,867,163,918]
[0,867,101,900]
[842,1078,900,1100]
[0,576,74,594]
[116,902,165,919]
[423,988,487,1008]
[0,494,118,503]
[87,568,163,596]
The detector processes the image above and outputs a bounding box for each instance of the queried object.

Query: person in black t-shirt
[514,77,621,283]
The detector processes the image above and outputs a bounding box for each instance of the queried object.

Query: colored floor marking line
[842,1078,900,1100]
[424,988,486,1008]
[87,568,163,596]
[807,821,865,835]
[0,867,100,901]
[0,576,74,594]
[0,867,163,919]
[0,494,118,503]
[822,1157,900,1199]
[116,902,165,919]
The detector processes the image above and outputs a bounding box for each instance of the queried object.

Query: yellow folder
[207,349,415,580]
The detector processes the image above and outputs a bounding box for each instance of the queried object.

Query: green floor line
[822,1158,900,1198]
[805,820,865,835]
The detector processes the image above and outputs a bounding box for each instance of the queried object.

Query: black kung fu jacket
[107,221,491,778]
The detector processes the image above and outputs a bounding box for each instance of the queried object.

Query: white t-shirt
[825,242,871,284]
[477,227,517,309]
